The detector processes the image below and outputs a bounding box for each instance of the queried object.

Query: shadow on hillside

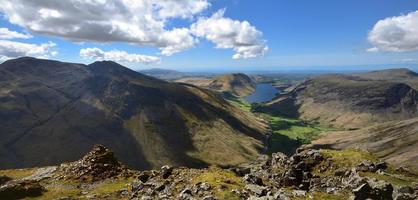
[268,133,302,156]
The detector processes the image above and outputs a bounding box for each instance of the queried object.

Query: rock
[199,182,211,191]
[160,165,173,179]
[334,168,349,177]
[131,181,144,192]
[376,161,388,171]
[24,167,57,181]
[140,196,152,200]
[203,195,215,200]
[271,152,288,167]
[292,190,307,197]
[243,174,263,186]
[353,183,372,200]
[326,187,338,194]
[0,175,12,185]
[397,186,414,194]
[245,184,267,196]
[394,193,416,200]
[58,144,128,181]
[356,160,376,172]
[232,166,251,176]
[178,188,192,199]
[0,180,45,199]
[137,172,150,183]
[370,180,393,200]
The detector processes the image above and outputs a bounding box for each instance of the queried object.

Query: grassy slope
[227,96,333,155]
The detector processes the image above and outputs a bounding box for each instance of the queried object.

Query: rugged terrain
[176,73,256,97]
[257,71,418,129]
[1,145,417,200]
[0,57,267,170]
[251,68,418,175]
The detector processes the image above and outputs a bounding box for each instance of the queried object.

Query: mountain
[0,57,267,170]
[311,117,418,174]
[139,68,188,80]
[352,68,418,81]
[256,73,418,129]
[176,73,256,97]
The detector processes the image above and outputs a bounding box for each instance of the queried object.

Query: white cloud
[0,27,32,39]
[191,9,268,59]
[368,10,418,52]
[0,1,267,60]
[0,40,56,61]
[0,0,207,56]
[80,48,160,64]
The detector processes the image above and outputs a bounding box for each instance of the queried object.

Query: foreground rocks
[0,180,45,199]
[57,144,131,182]
[1,145,417,199]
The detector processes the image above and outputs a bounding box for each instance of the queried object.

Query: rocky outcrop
[0,180,45,200]
[57,145,131,181]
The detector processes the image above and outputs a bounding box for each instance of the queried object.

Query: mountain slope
[257,74,418,129]
[0,57,267,170]
[311,117,418,174]
[176,73,256,97]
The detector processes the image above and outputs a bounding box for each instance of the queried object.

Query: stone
[245,184,267,196]
[0,180,45,199]
[370,180,393,200]
[243,174,263,186]
[0,176,12,185]
[203,195,215,200]
[292,190,306,197]
[394,193,416,200]
[199,182,211,191]
[353,183,372,200]
[397,186,414,194]
[160,165,173,179]
[375,161,388,171]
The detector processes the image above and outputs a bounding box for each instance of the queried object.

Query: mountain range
[0,57,267,170]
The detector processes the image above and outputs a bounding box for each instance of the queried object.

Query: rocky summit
[0,145,417,200]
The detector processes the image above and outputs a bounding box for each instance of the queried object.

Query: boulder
[160,165,173,179]
[0,175,12,185]
[0,180,45,199]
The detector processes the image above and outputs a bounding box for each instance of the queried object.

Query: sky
[0,0,418,72]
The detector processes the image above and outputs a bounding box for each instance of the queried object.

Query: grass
[91,177,133,195]
[266,114,333,155]
[193,167,243,200]
[359,172,418,187]
[226,96,333,155]
[226,96,252,113]
[0,168,35,179]
[26,180,80,200]
[315,149,378,176]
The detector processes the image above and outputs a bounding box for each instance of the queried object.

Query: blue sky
[0,0,418,71]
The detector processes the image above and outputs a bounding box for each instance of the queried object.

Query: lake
[244,83,279,103]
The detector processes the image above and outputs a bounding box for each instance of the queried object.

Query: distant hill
[0,57,267,170]
[352,68,418,81]
[256,72,418,129]
[176,73,256,97]
[139,68,188,80]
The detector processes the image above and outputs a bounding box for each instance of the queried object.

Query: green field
[227,96,333,155]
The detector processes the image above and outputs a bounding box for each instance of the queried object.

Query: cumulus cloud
[80,48,160,64]
[0,0,208,56]
[0,28,32,39]
[0,1,267,60]
[368,10,418,52]
[0,40,56,61]
[191,9,268,59]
